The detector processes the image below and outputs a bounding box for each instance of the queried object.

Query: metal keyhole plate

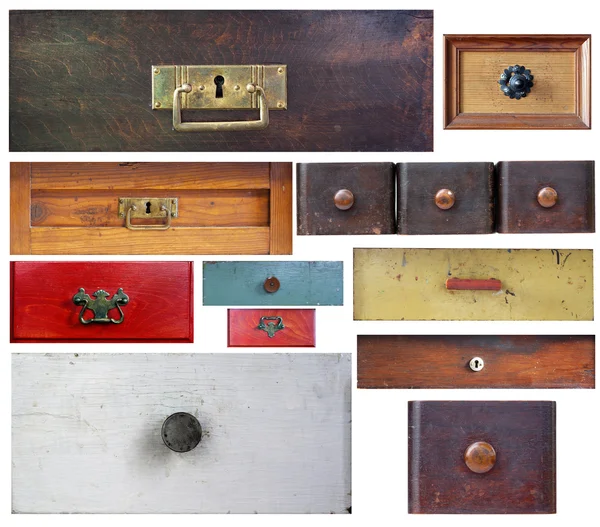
[469,357,484,372]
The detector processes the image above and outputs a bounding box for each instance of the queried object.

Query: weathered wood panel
[203,261,344,306]
[12,353,351,513]
[10,10,433,152]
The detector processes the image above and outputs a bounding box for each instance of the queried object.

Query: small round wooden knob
[435,189,455,210]
[334,189,354,210]
[537,187,558,208]
[464,441,496,474]
[162,412,202,453]
[263,276,280,293]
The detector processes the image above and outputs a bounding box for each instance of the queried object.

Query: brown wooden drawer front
[11,162,292,255]
[397,162,494,234]
[297,163,395,235]
[9,10,433,152]
[497,161,595,233]
[409,401,556,514]
[358,335,595,389]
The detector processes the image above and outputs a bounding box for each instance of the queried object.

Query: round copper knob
[464,441,496,474]
[537,187,558,208]
[162,412,202,453]
[435,189,455,210]
[334,189,354,210]
[263,276,280,293]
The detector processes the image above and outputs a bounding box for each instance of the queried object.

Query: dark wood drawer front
[11,261,193,343]
[497,161,595,233]
[358,335,594,388]
[397,162,494,234]
[409,401,556,514]
[9,10,433,152]
[297,163,395,235]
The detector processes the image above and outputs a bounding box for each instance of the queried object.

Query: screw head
[198,85,205,91]
[119,199,124,204]
[153,68,160,75]
[277,101,284,108]
[246,83,257,94]
[277,67,284,74]
[234,85,240,91]
[154,101,161,108]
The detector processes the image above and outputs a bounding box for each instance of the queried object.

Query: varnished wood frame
[444,34,591,129]
[10,162,293,255]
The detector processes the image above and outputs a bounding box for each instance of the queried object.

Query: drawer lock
[469,357,485,372]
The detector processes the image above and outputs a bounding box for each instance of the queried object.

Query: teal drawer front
[203,261,343,306]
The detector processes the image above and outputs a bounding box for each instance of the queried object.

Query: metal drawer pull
[174,83,269,132]
[537,187,558,208]
[334,189,355,210]
[257,316,285,338]
[263,276,280,293]
[126,204,171,230]
[119,197,178,231]
[464,441,496,474]
[434,188,455,210]
[72,288,129,324]
[499,64,534,99]
[162,412,202,453]
[446,278,502,291]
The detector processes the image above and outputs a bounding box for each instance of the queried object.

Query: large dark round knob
[464,441,496,474]
[498,65,534,99]
[334,189,354,210]
[263,276,280,293]
[537,187,558,208]
[162,412,202,453]
[435,189,455,210]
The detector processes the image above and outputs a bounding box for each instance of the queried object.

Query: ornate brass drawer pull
[118,197,178,231]
[257,316,285,338]
[152,65,287,132]
[72,288,129,324]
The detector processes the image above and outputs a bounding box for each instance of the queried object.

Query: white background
[2,0,598,525]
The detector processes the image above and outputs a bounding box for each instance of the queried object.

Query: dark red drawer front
[11,261,193,343]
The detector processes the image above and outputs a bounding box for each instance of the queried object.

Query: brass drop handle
[72,288,129,324]
[126,205,171,231]
[446,278,502,291]
[162,412,202,453]
[173,83,269,132]
[257,316,285,338]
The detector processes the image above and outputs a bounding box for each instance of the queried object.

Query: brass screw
[234,85,240,91]
[199,85,205,91]
[119,199,124,204]
[277,67,284,74]
[153,68,160,75]
[277,101,284,108]
[154,101,161,108]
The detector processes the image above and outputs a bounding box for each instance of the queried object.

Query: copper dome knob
[334,189,354,210]
[537,187,558,208]
[435,189,455,210]
[464,441,496,474]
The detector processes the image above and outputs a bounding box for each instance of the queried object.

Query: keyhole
[214,75,224,98]
[145,201,152,214]
[474,360,480,368]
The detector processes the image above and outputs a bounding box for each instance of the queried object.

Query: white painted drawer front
[12,354,351,513]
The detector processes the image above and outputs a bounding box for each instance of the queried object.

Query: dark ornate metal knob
[162,412,202,453]
[498,65,534,99]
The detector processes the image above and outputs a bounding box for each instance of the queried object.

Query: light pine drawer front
[12,353,351,514]
[203,261,343,306]
[354,249,593,321]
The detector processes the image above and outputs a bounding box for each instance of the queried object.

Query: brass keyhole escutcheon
[214,75,225,98]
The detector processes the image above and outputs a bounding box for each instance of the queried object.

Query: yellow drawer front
[354,249,593,321]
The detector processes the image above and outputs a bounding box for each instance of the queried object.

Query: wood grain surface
[10,163,31,254]
[409,401,556,514]
[353,248,593,321]
[268,163,293,255]
[228,309,315,347]
[397,162,494,234]
[203,261,343,306]
[497,161,595,233]
[358,335,595,388]
[297,163,396,235]
[11,261,193,342]
[10,10,433,152]
[12,353,351,513]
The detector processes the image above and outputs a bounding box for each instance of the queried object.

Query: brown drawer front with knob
[397,162,494,234]
[296,163,395,235]
[497,161,595,233]
[409,401,556,514]
[358,335,595,389]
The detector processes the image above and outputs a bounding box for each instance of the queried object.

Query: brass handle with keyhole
[173,83,269,132]
[125,204,172,230]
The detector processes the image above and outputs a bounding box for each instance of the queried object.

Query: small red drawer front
[228,309,315,347]
[11,261,193,343]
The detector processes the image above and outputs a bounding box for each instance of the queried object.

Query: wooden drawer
[11,261,193,343]
[409,401,556,514]
[203,261,343,306]
[228,309,315,347]
[444,35,591,129]
[358,335,595,388]
[9,10,433,152]
[397,162,494,234]
[354,249,593,321]
[497,161,595,233]
[12,353,351,513]
[297,163,396,235]
[10,162,292,255]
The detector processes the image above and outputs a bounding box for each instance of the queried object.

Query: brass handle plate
[118,197,178,231]
[72,288,129,324]
[257,316,285,338]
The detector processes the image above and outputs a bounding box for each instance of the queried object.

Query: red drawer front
[228,309,315,347]
[11,262,193,343]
